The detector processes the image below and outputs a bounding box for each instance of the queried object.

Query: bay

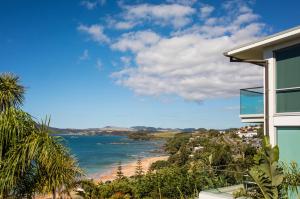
[57,134,165,175]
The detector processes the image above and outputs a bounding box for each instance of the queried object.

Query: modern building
[224,25,300,165]
[199,26,300,199]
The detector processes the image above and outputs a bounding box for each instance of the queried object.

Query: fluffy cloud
[111,30,160,52]
[111,2,265,102]
[114,21,137,30]
[113,3,195,29]
[78,24,110,43]
[200,5,215,19]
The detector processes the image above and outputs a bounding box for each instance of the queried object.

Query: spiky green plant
[281,161,300,199]
[0,73,25,111]
[0,73,83,199]
[249,137,284,199]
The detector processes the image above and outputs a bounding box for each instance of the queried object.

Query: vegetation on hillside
[78,130,300,199]
[77,131,259,198]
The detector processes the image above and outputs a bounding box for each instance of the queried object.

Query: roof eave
[224,25,300,58]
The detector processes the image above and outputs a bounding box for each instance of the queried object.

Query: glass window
[275,44,300,112]
[276,44,300,89]
[277,90,300,112]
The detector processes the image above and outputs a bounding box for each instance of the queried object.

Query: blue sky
[0,0,299,129]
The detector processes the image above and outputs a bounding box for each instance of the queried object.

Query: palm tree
[0,73,83,198]
[0,73,25,111]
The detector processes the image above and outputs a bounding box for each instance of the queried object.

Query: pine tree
[135,157,144,178]
[116,161,124,179]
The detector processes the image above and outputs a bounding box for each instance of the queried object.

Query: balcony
[240,87,264,123]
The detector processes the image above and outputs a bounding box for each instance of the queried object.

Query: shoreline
[36,156,168,199]
[91,155,169,183]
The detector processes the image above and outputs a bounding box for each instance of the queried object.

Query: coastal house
[236,130,257,138]
[199,26,300,199]
[224,25,300,165]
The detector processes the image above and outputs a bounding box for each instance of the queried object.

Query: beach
[36,156,168,199]
[93,156,169,182]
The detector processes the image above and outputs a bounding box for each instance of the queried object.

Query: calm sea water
[57,135,165,175]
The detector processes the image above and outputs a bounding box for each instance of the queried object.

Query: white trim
[275,112,300,116]
[274,116,300,126]
[241,118,264,123]
[225,26,300,56]
[276,86,300,91]
[240,114,264,123]
[239,114,264,118]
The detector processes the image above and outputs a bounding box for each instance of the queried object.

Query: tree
[116,161,124,180]
[150,160,170,171]
[0,73,83,199]
[135,157,144,178]
[0,73,24,111]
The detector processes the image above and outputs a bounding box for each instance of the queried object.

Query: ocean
[57,134,165,175]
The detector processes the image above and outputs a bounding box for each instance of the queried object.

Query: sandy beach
[93,156,169,182]
[36,156,168,199]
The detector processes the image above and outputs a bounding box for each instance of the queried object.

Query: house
[199,26,300,199]
[236,130,257,138]
[193,146,204,152]
[224,25,300,166]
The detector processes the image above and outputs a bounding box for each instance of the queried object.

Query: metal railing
[240,87,264,115]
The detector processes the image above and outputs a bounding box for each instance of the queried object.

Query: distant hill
[49,126,237,136]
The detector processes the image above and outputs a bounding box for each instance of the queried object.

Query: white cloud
[111,30,160,52]
[79,49,89,60]
[200,5,214,19]
[81,0,106,10]
[113,3,195,29]
[111,1,265,102]
[106,17,137,30]
[114,21,137,30]
[77,24,110,43]
[233,12,259,26]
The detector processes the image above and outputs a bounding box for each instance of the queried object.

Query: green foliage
[165,133,191,155]
[77,180,102,199]
[233,187,248,198]
[149,160,170,171]
[78,131,259,199]
[281,161,300,198]
[0,73,83,198]
[116,162,124,180]
[128,132,154,140]
[168,145,191,166]
[0,73,25,111]
[249,137,284,199]
[257,125,264,138]
[135,157,144,178]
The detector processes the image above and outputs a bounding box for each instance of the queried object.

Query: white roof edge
[224,25,300,56]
